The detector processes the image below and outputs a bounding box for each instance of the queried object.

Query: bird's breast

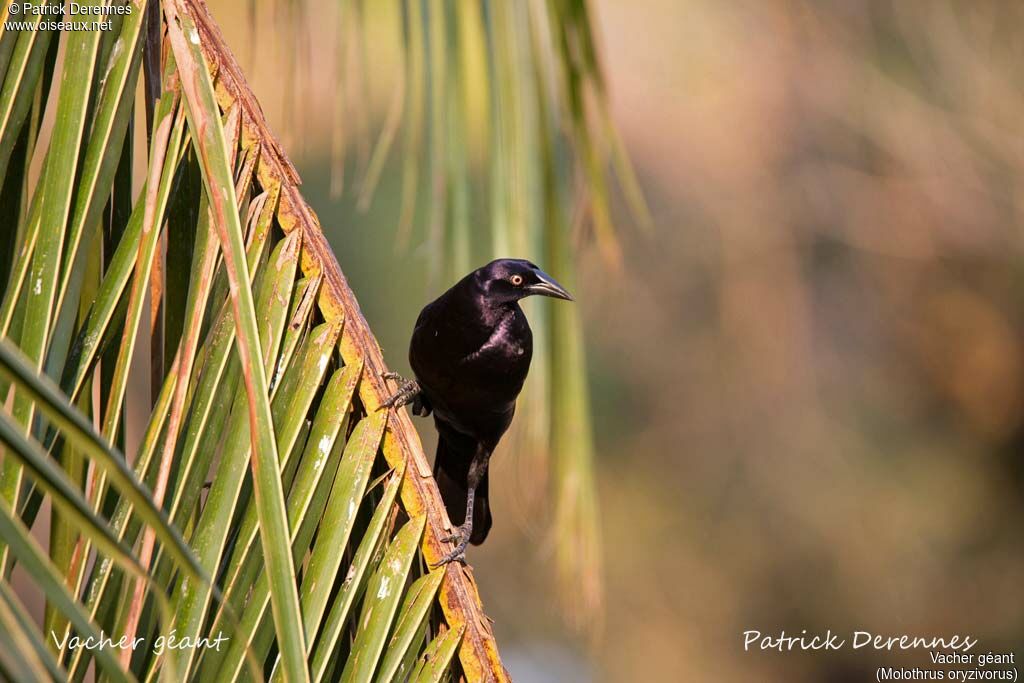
[411,308,532,406]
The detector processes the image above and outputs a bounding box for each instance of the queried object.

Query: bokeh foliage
[315,0,648,625]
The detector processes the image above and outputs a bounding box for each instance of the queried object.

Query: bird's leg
[440,487,476,545]
[434,450,489,566]
[379,371,423,412]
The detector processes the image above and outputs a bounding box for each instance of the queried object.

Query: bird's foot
[432,523,472,566]
[379,372,421,411]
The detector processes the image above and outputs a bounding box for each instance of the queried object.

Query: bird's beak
[526,270,574,301]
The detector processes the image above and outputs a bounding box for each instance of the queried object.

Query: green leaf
[214,344,352,622]
[51,2,146,339]
[0,499,133,683]
[0,0,58,184]
[0,580,68,681]
[0,409,181,676]
[0,581,57,683]
[411,625,465,683]
[200,322,343,679]
[374,568,446,683]
[203,361,363,681]
[0,340,203,581]
[164,230,301,678]
[164,4,309,678]
[161,186,278,536]
[0,0,106,561]
[304,409,388,644]
[299,461,404,683]
[339,515,427,683]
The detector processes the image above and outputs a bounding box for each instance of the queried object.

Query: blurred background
[206,1,1024,680]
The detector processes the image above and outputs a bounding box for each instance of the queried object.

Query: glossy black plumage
[386,258,573,564]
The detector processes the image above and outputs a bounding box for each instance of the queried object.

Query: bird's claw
[433,547,467,566]
[432,524,471,567]
[379,372,420,411]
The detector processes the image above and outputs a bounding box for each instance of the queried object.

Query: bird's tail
[434,435,491,545]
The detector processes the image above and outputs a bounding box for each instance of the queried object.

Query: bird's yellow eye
[510,274,524,286]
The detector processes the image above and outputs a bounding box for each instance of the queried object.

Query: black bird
[382,259,574,564]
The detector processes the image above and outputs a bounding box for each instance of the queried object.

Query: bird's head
[474,258,574,305]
